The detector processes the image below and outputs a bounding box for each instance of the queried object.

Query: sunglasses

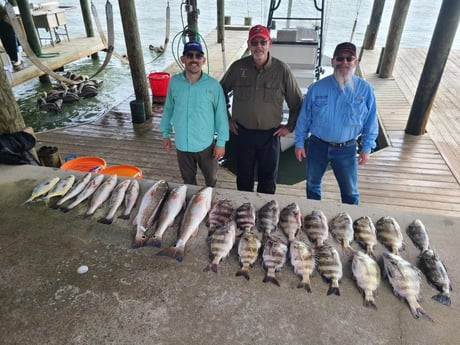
[335,56,356,62]
[250,39,269,47]
[185,52,204,59]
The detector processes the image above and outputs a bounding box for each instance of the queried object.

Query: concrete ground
[1,164,459,345]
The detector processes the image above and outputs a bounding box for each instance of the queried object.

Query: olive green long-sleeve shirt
[220,54,303,132]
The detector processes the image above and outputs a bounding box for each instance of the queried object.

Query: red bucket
[148,72,171,97]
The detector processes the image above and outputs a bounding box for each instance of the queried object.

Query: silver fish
[418,248,452,306]
[329,212,354,254]
[234,202,256,232]
[236,230,261,280]
[204,221,236,273]
[206,199,234,235]
[262,237,288,286]
[61,174,105,213]
[145,184,187,247]
[353,216,378,258]
[376,216,404,255]
[54,173,92,208]
[157,186,213,262]
[352,251,381,309]
[257,200,280,237]
[132,180,169,248]
[85,174,118,217]
[23,176,60,205]
[382,252,433,321]
[316,244,343,296]
[98,179,131,224]
[36,175,75,203]
[407,219,430,252]
[290,239,315,292]
[279,202,302,243]
[119,179,140,220]
[303,209,328,248]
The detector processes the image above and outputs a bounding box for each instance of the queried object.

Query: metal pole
[217,0,224,43]
[16,0,42,56]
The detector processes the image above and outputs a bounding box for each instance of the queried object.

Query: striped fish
[262,237,288,286]
[303,209,328,248]
[352,251,381,309]
[376,216,405,255]
[257,200,279,238]
[206,199,234,235]
[236,230,261,280]
[353,216,377,258]
[407,219,430,252]
[290,239,315,292]
[279,202,302,243]
[316,244,343,296]
[204,221,236,273]
[329,212,354,255]
[234,202,256,232]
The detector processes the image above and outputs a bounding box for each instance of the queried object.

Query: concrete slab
[1,164,459,344]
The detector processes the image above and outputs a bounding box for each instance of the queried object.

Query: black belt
[312,135,355,147]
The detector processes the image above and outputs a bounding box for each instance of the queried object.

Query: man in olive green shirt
[220,24,303,194]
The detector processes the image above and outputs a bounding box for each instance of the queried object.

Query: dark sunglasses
[250,39,269,47]
[185,52,204,59]
[335,56,356,62]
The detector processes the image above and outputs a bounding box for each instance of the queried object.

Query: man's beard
[334,66,356,91]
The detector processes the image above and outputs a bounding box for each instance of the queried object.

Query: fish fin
[118,214,130,220]
[431,293,451,306]
[364,299,378,310]
[203,263,218,273]
[327,286,340,296]
[97,217,113,225]
[50,203,60,209]
[211,263,218,273]
[157,246,185,262]
[145,236,162,248]
[60,207,71,213]
[263,275,280,287]
[411,306,434,322]
[235,269,250,281]
[297,282,312,293]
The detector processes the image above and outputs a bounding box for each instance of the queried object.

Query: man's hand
[295,147,306,162]
[162,138,172,153]
[273,125,290,137]
[213,146,225,161]
[358,151,370,165]
[229,120,238,135]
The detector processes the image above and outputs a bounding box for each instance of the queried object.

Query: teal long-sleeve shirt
[160,72,229,152]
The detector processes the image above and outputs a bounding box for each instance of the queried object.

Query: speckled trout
[98,179,131,224]
[54,173,92,208]
[61,174,105,213]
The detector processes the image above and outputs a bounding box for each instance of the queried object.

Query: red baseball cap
[248,24,270,42]
[333,42,357,57]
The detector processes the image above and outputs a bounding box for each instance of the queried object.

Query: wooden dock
[34,28,460,217]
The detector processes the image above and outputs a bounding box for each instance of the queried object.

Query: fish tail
[145,236,162,248]
[327,285,341,296]
[235,268,250,281]
[97,217,113,225]
[50,203,60,210]
[297,281,312,293]
[263,274,280,287]
[157,246,185,262]
[211,263,219,273]
[60,207,71,213]
[118,214,130,220]
[411,305,434,322]
[364,297,378,310]
[432,293,451,306]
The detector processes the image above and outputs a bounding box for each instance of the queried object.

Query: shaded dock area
[34,28,460,217]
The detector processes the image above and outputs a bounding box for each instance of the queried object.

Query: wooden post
[378,0,411,78]
[0,60,26,134]
[16,0,42,56]
[187,0,199,41]
[80,0,98,59]
[363,0,385,50]
[405,0,460,135]
[118,0,152,121]
[217,0,224,43]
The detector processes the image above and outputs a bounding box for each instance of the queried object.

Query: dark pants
[0,20,19,63]
[176,143,217,187]
[236,124,280,194]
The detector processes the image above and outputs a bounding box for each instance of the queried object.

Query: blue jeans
[306,135,359,205]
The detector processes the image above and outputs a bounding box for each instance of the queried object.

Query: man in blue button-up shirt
[160,41,229,187]
[294,42,378,205]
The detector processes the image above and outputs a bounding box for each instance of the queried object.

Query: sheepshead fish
[257,200,280,237]
[316,244,343,296]
[407,219,430,252]
[132,180,169,248]
[382,252,433,321]
[157,186,213,262]
[85,174,118,217]
[204,221,236,273]
[353,216,377,258]
[352,251,381,309]
[329,212,354,254]
[279,202,302,243]
[303,210,328,248]
[234,202,256,232]
[418,249,452,306]
[54,173,92,208]
[61,174,105,213]
[290,239,315,292]
[375,216,405,255]
[23,176,60,205]
[236,230,261,280]
[98,179,131,224]
[36,175,75,203]
[145,184,187,247]
[119,179,140,220]
[206,199,234,235]
[262,237,288,286]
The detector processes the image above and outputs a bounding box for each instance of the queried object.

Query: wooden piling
[363,0,385,50]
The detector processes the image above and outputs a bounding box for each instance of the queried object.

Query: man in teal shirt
[160,41,229,187]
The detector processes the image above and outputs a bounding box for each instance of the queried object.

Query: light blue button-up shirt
[294,74,378,153]
[161,72,229,152]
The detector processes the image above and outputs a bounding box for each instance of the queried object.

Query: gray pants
[176,143,217,187]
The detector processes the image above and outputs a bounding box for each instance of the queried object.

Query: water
[13,0,460,132]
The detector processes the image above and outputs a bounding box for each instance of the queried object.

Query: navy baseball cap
[183,41,204,54]
[333,42,357,57]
